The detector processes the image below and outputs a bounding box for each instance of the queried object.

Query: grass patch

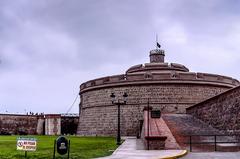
[0,135,118,159]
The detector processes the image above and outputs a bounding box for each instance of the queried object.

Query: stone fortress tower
[77,46,239,136]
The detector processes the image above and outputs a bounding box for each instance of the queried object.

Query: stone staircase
[162,114,240,152]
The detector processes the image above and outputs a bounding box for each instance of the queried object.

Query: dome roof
[126,48,189,74]
[126,63,189,74]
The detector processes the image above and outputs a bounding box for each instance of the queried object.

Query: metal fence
[184,134,240,152]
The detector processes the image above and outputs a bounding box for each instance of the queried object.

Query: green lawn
[0,135,118,159]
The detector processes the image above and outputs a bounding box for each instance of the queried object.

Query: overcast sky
[0,0,240,114]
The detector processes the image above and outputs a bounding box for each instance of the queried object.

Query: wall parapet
[80,72,239,93]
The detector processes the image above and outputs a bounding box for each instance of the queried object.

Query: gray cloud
[0,0,240,113]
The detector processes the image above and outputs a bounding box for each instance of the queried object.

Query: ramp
[162,114,239,151]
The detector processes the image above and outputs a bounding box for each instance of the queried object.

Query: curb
[160,150,188,159]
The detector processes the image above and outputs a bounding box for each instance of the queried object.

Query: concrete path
[96,137,186,159]
[182,152,240,159]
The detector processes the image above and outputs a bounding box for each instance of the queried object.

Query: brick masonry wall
[0,114,41,135]
[187,86,240,133]
[77,84,230,136]
[0,114,78,135]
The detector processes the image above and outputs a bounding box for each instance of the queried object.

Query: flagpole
[156,34,158,50]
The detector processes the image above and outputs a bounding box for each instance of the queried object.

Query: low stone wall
[187,86,240,134]
[0,114,42,135]
[0,114,79,135]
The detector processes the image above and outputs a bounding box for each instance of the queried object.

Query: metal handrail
[184,134,240,152]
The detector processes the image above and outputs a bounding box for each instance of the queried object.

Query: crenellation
[80,71,239,91]
[80,83,85,90]
[178,72,196,80]
[85,81,92,87]
[103,77,110,83]
[201,73,220,82]
[126,73,145,81]
[152,72,172,80]
[109,74,125,82]
[222,77,234,84]
[170,63,189,72]
[233,79,239,85]
[196,72,204,79]
[95,79,104,85]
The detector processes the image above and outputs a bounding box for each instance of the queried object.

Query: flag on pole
[157,42,161,48]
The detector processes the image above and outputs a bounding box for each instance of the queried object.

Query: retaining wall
[187,86,240,133]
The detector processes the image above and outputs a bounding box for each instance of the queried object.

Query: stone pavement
[182,152,240,159]
[96,137,186,159]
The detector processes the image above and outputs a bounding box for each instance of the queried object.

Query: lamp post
[110,92,128,145]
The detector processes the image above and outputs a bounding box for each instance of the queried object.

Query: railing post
[147,98,150,150]
[53,139,56,159]
[214,135,217,151]
[117,103,121,145]
[190,136,192,152]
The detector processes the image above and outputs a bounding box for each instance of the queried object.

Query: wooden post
[25,151,27,158]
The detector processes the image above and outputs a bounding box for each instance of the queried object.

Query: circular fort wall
[78,80,237,136]
[77,49,239,136]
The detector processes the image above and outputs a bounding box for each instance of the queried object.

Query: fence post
[190,136,192,152]
[68,140,70,159]
[53,140,56,159]
[214,135,217,151]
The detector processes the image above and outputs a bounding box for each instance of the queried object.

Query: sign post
[17,137,37,158]
[53,140,56,159]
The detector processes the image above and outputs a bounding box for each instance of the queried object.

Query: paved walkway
[182,152,240,159]
[96,137,240,159]
[96,137,186,159]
